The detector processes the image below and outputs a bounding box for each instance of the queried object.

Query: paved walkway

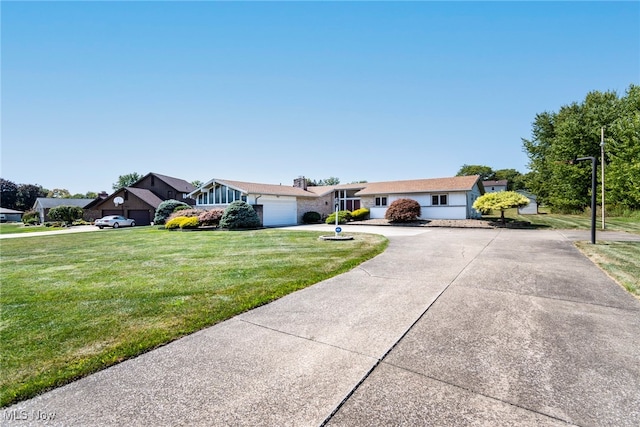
[3,228,639,426]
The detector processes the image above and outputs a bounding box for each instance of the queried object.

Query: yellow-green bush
[179,216,200,229]
[165,216,186,229]
[350,208,370,221]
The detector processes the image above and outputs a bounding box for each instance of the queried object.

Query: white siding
[369,190,477,220]
[260,196,298,226]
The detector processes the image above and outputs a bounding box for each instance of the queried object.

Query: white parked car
[95,215,135,229]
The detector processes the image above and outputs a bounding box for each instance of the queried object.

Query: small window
[432,194,448,206]
[375,196,387,207]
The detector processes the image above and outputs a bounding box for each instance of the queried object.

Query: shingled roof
[355,175,482,196]
[145,173,196,194]
[201,179,318,198]
[125,187,164,208]
[33,198,95,209]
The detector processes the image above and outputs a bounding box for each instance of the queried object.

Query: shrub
[220,201,261,229]
[167,208,203,222]
[165,217,185,230]
[48,205,84,225]
[385,199,421,222]
[350,208,370,221]
[154,200,190,224]
[22,210,39,225]
[198,209,224,226]
[325,210,352,224]
[302,211,321,224]
[179,216,200,229]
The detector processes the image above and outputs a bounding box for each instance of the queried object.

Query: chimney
[293,176,307,190]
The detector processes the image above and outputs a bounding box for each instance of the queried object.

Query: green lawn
[0,223,65,234]
[485,208,640,234]
[0,227,387,406]
[576,241,640,299]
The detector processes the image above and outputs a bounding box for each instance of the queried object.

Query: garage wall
[259,196,298,226]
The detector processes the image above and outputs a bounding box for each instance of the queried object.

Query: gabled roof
[132,172,196,194]
[33,198,95,209]
[355,175,482,196]
[191,179,318,198]
[125,187,165,208]
[483,180,508,187]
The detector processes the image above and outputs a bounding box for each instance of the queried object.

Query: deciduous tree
[473,191,530,225]
[112,173,142,191]
[456,165,495,181]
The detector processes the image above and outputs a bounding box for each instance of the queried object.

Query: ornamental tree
[473,191,530,225]
[385,198,421,222]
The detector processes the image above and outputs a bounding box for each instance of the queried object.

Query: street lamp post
[574,156,597,244]
[600,127,606,230]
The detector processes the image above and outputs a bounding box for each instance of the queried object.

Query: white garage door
[263,198,297,226]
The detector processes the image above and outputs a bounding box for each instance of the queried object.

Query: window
[375,196,387,207]
[432,194,448,206]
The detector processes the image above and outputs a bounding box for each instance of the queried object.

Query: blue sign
[335,227,342,233]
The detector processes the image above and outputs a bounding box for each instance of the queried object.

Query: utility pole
[600,127,606,230]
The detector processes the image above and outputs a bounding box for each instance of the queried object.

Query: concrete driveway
[3,228,639,426]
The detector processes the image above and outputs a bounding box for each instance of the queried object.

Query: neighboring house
[0,207,24,222]
[355,175,484,220]
[189,177,324,227]
[482,180,508,193]
[516,190,538,214]
[88,172,196,226]
[190,175,485,226]
[32,198,95,223]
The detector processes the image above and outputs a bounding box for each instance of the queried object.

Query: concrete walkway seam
[320,231,502,426]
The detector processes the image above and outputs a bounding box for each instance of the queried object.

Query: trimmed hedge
[325,210,351,224]
[198,209,224,227]
[350,208,370,221]
[302,211,321,224]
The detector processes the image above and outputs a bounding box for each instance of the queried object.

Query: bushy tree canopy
[473,191,530,224]
[48,205,84,225]
[112,173,142,191]
[456,165,495,181]
[522,84,639,212]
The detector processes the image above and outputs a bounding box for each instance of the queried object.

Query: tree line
[522,84,639,213]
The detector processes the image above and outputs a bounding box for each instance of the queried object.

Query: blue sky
[2,1,638,195]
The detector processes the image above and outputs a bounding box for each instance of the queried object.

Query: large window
[432,194,448,206]
[375,196,388,207]
[198,184,244,205]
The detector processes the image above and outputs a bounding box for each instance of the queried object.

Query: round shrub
[325,210,352,224]
[350,208,370,221]
[179,216,200,229]
[302,211,321,224]
[385,198,421,222]
[198,209,224,226]
[220,201,261,229]
[154,199,190,224]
